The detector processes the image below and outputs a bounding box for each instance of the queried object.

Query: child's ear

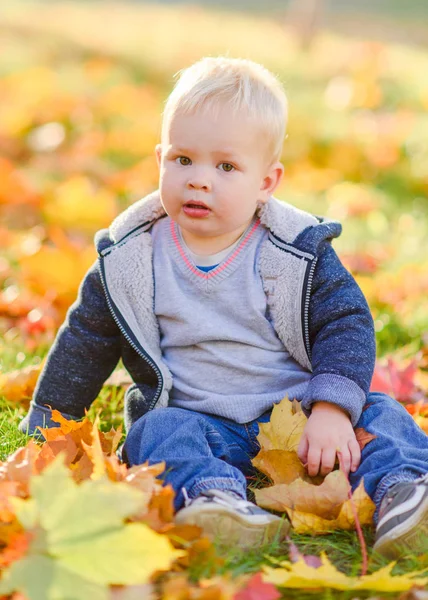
[155,144,162,168]
[258,162,284,204]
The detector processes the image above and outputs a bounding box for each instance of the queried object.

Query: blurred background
[1,0,428,406]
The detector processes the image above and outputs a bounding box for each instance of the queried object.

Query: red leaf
[370,358,418,403]
[288,540,323,568]
[234,573,280,600]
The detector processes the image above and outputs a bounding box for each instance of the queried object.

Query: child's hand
[297,401,361,478]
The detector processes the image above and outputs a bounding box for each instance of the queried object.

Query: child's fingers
[307,445,322,477]
[349,439,361,472]
[320,447,336,476]
[338,446,351,475]
[297,434,309,464]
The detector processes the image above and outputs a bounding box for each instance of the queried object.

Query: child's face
[155,106,283,253]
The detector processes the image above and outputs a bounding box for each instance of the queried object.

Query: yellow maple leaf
[252,450,307,485]
[286,481,375,534]
[262,552,428,592]
[252,398,375,534]
[254,470,350,519]
[256,398,306,452]
[255,472,375,534]
[262,552,353,590]
[353,562,428,592]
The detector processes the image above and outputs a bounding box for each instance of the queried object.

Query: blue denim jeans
[123,392,428,517]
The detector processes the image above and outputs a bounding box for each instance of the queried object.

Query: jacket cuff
[301,373,366,427]
[18,402,82,439]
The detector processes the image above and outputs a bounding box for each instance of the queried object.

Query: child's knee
[358,392,415,431]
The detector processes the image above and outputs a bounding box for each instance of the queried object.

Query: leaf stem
[337,450,368,576]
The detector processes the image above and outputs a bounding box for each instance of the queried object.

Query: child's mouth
[183,203,211,218]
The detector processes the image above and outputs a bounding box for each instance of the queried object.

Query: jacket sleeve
[301,242,376,426]
[19,259,122,436]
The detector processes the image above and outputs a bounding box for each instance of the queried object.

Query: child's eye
[176,156,191,166]
[219,163,235,172]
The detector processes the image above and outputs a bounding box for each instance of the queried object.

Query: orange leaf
[0,531,32,568]
[0,363,42,405]
[0,482,21,522]
[354,428,377,450]
[0,441,42,495]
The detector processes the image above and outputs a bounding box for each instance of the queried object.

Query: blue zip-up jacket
[19,191,376,435]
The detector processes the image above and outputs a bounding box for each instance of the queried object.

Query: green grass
[0,398,30,461]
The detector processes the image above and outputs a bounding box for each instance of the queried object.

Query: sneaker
[175,489,289,549]
[373,474,428,558]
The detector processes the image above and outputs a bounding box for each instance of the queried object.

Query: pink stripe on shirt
[170,218,261,280]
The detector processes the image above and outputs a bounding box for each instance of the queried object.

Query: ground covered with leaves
[0,2,428,598]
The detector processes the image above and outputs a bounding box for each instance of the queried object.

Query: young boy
[20,57,427,556]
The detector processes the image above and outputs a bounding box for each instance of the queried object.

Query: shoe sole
[373,495,428,558]
[175,505,290,549]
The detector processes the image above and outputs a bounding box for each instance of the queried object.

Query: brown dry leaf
[252,449,307,485]
[355,427,377,450]
[0,363,43,405]
[277,481,375,534]
[256,397,306,452]
[254,470,350,519]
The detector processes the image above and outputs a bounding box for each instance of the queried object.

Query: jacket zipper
[98,256,163,409]
[302,256,318,362]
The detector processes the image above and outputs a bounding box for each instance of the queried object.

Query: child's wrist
[311,401,349,417]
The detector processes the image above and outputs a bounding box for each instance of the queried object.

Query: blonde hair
[161,56,288,163]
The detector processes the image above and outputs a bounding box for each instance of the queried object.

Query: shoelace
[204,492,253,513]
[181,487,253,513]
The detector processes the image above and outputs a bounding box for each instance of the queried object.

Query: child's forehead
[164,108,262,145]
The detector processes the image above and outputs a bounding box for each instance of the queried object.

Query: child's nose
[186,172,211,191]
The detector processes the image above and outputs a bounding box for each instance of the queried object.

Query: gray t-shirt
[151,215,311,423]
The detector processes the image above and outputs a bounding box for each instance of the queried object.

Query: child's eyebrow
[169,146,241,162]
